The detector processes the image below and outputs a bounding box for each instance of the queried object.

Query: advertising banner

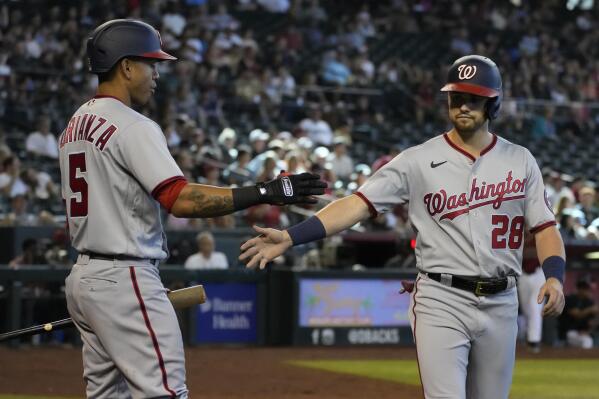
[295,278,413,345]
[195,283,257,343]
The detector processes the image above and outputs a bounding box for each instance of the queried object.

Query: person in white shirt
[0,156,28,198]
[326,137,354,179]
[299,108,333,146]
[26,115,59,159]
[184,231,229,270]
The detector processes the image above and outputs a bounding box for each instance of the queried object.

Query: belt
[426,273,511,296]
[80,252,159,265]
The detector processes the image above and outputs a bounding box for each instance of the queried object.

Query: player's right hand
[537,277,565,317]
[239,225,293,269]
[257,172,327,205]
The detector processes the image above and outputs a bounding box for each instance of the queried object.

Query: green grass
[289,359,599,399]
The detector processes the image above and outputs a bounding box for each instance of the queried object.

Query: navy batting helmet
[440,55,502,120]
[87,19,177,74]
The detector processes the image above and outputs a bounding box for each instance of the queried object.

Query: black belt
[81,252,158,264]
[426,273,510,296]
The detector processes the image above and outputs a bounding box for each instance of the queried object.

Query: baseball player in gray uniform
[239,55,566,399]
[59,19,325,399]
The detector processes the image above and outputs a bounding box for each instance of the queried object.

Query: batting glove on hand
[257,172,327,205]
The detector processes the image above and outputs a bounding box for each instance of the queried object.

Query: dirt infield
[0,345,598,398]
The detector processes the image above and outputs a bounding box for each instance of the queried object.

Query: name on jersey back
[59,113,118,151]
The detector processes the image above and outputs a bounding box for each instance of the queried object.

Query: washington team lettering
[424,171,526,221]
[59,112,118,151]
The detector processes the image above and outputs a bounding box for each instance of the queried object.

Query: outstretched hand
[537,278,565,317]
[239,225,293,269]
[258,172,327,205]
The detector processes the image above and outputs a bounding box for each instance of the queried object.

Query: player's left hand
[537,278,565,317]
[257,172,327,205]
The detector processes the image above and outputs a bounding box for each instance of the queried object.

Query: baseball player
[518,232,546,353]
[59,19,325,399]
[240,55,566,399]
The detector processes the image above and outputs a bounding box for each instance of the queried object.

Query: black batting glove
[257,172,327,205]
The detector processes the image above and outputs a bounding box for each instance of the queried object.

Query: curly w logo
[458,64,477,80]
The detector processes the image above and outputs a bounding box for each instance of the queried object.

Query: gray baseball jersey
[357,133,556,399]
[357,133,555,277]
[59,95,188,398]
[59,95,184,260]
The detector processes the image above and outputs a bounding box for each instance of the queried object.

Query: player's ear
[119,58,133,80]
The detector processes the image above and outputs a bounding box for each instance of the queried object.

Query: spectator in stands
[224,144,254,185]
[549,172,576,213]
[560,276,598,349]
[326,137,353,180]
[235,69,262,103]
[21,167,57,209]
[518,233,545,353]
[8,237,45,268]
[44,228,71,269]
[2,193,55,226]
[248,128,269,157]
[321,50,352,86]
[576,186,599,228]
[256,152,278,182]
[531,106,557,139]
[25,115,58,159]
[372,144,401,172]
[184,231,229,270]
[300,107,333,146]
[218,127,237,164]
[298,0,327,23]
[558,208,589,240]
[0,156,27,198]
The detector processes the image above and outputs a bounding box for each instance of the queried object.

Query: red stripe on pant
[412,276,425,399]
[130,266,176,398]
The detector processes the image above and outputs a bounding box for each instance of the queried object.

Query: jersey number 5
[491,215,524,249]
[68,153,88,217]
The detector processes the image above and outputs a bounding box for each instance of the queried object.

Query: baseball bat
[0,285,206,342]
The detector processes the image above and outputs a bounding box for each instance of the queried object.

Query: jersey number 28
[491,215,524,249]
[68,152,88,217]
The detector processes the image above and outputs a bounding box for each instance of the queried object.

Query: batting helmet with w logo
[441,55,503,120]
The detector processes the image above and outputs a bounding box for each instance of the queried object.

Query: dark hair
[97,61,120,84]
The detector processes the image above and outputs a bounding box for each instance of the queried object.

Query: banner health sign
[195,283,257,343]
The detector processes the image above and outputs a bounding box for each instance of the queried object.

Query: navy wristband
[287,216,327,246]
[541,256,565,285]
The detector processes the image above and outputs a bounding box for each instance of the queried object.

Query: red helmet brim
[440,82,499,98]
[140,50,177,61]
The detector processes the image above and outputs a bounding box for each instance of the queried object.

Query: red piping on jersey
[412,276,425,399]
[443,133,497,161]
[129,267,176,398]
[354,192,378,218]
[529,220,557,234]
[93,94,125,104]
[151,176,187,199]
[439,194,526,221]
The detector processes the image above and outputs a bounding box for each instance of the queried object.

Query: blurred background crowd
[1,0,599,252]
[0,0,597,349]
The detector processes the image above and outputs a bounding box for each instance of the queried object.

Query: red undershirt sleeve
[153,177,188,213]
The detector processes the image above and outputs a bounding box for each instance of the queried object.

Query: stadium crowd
[0,0,599,244]
[0,0,597,349]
